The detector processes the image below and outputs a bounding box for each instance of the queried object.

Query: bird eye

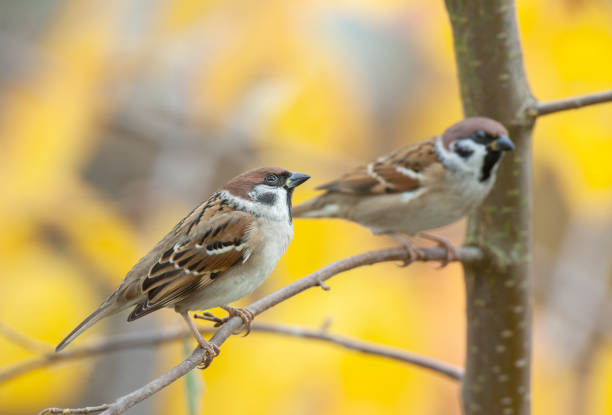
[264,174,280,185]
[475,130,486,139]
[455,145,474,158]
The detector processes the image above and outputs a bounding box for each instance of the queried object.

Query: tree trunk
[443,1,536,414]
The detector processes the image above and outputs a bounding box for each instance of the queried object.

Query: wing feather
[127,197,257,321]
[316,138,440,195]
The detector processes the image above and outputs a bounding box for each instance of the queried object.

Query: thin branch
[0,326,188,383]
[253,322,463,380]
[38,404,111,415]
[0,321,53,354]
[535,89,612,116]
[9,320,463,387]
[37,245,479,415]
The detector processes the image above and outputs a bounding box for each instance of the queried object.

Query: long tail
[55,301,119,352]
[292,195,340,218]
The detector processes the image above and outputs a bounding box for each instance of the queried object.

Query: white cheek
[436,139,487,177]
[242,185,292,222]
[464,147,488,172]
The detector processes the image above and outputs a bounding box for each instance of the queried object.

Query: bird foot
[387,233,421,266]
[196,340,220,369]
[180,311,220,369]
[194,311,224,325]
[222,305,255,337]
[194,306,255,336]
[418,232,458,267]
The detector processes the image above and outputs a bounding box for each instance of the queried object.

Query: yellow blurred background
[1,0,611,414]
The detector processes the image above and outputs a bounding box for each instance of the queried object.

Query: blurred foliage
[0,0,611,414]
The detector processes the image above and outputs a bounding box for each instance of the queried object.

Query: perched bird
[292,117,514,263]
[56,167,310,367]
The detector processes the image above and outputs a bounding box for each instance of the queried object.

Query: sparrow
[292,117,514,263]
[56,167,310,367]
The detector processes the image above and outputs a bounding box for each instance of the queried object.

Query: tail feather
[55,302,117,352]
[292,195,340,218]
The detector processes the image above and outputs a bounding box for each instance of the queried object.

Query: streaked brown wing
[317,138,439,195]
[127,209,256,320]
[316,168,380,194]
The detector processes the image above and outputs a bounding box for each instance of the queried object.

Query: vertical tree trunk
[443,1,536,414]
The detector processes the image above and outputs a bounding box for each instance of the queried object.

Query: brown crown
[441,117,508,149]
[222,167,291,199]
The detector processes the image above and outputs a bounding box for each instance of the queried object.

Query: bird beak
[286,172,310,188]
[489,134,515,152]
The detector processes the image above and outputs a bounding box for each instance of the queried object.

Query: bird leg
[194,306,255,336]
[180,311,220,369]
[386,233,421,266]
[417,231,458,267]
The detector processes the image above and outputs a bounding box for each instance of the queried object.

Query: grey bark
[443,1,536,414]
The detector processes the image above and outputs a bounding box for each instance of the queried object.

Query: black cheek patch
[481,151,502,182]
[257,192,277,205]
[455,146,474,158]
[286,188,293,223]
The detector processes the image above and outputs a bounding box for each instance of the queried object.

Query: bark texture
[443,1,536,414]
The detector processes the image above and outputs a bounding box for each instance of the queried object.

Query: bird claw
[180,311,219,369]
[196,341,220,369]
[195,306,255,336]
[194,311,224,325]
[435,242,458,268]
[222,306,255,337]
[419,232,458,268]
[387,233,421,266]
[398,244,421,267]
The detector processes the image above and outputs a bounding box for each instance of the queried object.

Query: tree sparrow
[292,117,514,263]
[56,167,310,366]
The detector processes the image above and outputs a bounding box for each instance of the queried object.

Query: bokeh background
[1,0,611,414]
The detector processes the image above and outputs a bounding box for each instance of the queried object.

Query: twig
[38,404,111,415]
[0,326,188,383]
[253,322,463,380]
[35,246,479,415]
[9,320,462,386]
[535,89,612,116]
[0,321,53,354]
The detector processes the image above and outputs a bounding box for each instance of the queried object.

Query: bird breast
[351,167,494,235]
[178,216,293,311]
